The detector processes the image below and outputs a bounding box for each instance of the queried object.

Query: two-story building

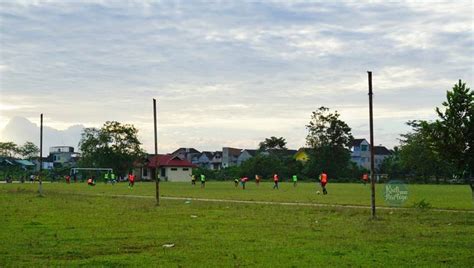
[350,139,371,170]
[171,148,201,162]
[222,147,242,168]
[237,149,258,165]
[350,139,392,171]
[48,146,80,167]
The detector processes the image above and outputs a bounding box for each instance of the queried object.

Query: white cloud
[0,1,472,152]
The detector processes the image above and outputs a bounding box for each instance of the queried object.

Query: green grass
[7,181,472,210]
[1,182,473,267]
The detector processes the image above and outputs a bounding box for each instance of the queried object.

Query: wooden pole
[154,99,159,206]
[39,113,43,196]
[368,71,376,218]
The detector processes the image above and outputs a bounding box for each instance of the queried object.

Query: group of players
[64,172,136,189]
[65,170,369,195]
[191,172,331,194]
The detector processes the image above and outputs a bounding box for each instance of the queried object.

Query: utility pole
[153,99,159,206]
[368,71,376,219]
[39,113,43,197]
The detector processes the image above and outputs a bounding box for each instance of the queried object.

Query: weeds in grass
[412,199,432,210]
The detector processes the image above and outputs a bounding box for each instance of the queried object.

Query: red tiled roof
[147,154,196,168]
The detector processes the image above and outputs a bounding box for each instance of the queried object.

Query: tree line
[197,80,473,186]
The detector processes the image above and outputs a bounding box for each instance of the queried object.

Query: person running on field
[292,175,298,187]
[234,178,239,187]
[362,173,368,185]
[65,175,71,184]
[200,174,206,188]
[241,177,248,190]
[128,173,135,189]
[255,175,261,186]
[273,173,279,189]
[191,174,196,185]
[320,171,328,195]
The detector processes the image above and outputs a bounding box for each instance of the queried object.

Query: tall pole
[39,113,43,196]
[368,71,376,218]
[153,99,159,206]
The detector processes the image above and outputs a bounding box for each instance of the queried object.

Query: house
[374,146,393,169]
[0,157,36,171]
[196,151,214,169]
[222,147,242,168]
[171,148,201,162]
[14,159,36,170]
[48,146,81,167]
[350,139,392,171]
[237,149,258,165]
[210,151,222,170]
[137,154,196,182]
[294,148,310,162]
[350,139,371,170]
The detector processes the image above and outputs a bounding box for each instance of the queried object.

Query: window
[183,168,189,171]
[143,168,148,177]
[171,168,177,171]
[361,145,368,151]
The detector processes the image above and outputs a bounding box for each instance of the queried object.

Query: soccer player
[241,177,248,190]
[273,173,279,189]
[87,177,95,186]
[200,174,206,188]
[128,173,135,189]
[191,174,197,185]
[104,172,109,184]
[255,175,261,186]
[110,172,116,185]
[65,175,71,184]
[362,173,368,185]
[234,178,239,187]
[320,171,328,195]
[292,175,298,187]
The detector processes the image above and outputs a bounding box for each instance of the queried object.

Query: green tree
[306,107,353,148]
[258,136,287,151]
[304,107,354,180]
[424,80,473,181]
[398,121,452,183]
[0,142,19,157]
[239,154,287,180]
[78,121,145,176]
[379,146,405,180]
[18,141,39,159]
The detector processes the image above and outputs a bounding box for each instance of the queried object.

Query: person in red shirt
[65,175,70,184]
[128,173,135,189]
[241,177,248,190]
[362,173,369,185]
[273,173,279,189]
[319,171,328,195]
[87,177,95,186]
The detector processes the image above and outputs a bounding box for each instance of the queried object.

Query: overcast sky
[0,1,473,154]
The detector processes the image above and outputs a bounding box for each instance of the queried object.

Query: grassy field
[1,182,473,267]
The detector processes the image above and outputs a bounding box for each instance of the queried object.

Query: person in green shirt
[292,175,298,187]
[104,172,109,184]
[200,174,206,188]
[110,172,116,185]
